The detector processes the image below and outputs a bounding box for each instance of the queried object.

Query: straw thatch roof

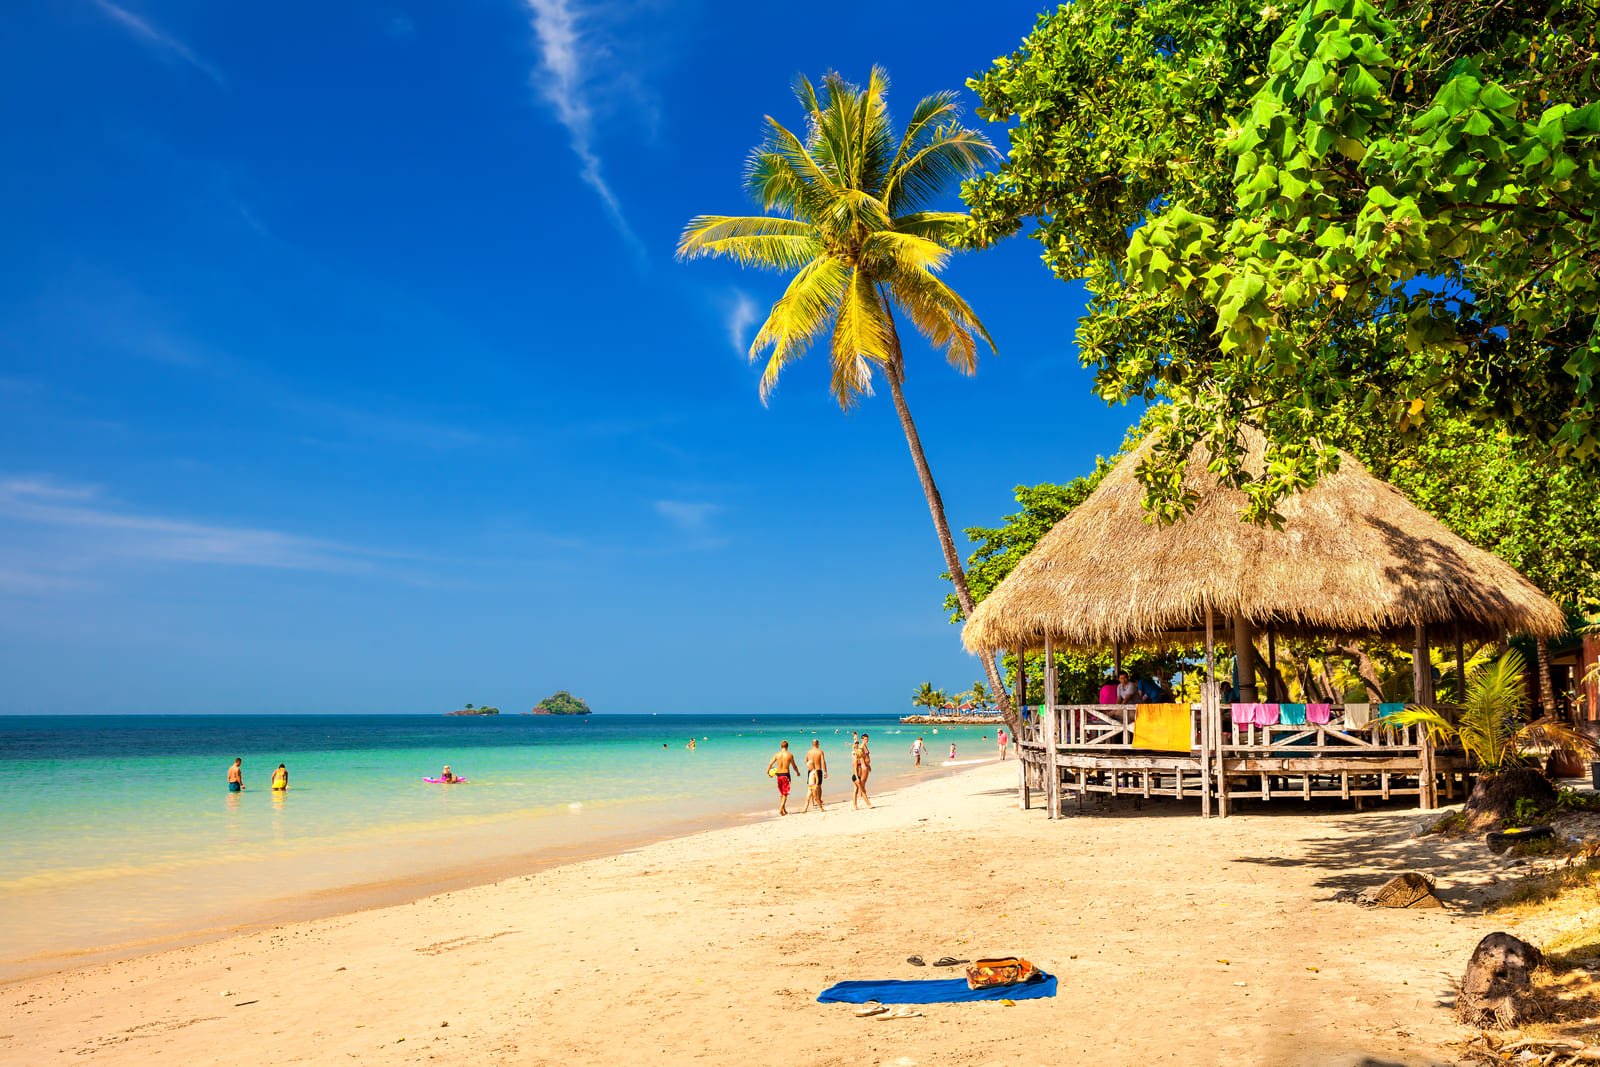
[962,429,1566,653]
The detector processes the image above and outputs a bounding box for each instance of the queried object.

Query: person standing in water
[852,734,873,809]
[271,763,288,791]
[227,757,244,792]
[998,728,1009,761]
[767,740,799,816]
[911,736,925,767]
[948,741,957,761]
[801,739,828,813]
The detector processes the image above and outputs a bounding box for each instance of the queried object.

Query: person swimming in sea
[440,765,457,783]
[271,763,288,791]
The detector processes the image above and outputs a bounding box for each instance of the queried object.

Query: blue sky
[0,0,1139,714]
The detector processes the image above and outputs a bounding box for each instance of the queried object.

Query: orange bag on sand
[965,957,1038,990]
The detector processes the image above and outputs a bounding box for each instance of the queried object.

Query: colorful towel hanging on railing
[1378,702,1406,725]
[1343,703,1372,728]
[1254,703,1281,726]
[1230,703,1253,726]
[1306,703,1332,724]
[1131,703,1193,751]
[1279,703,1308,726]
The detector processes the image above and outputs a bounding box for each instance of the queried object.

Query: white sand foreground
[3,759,1537,1066]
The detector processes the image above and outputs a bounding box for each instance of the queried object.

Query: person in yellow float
[271,763,289,791]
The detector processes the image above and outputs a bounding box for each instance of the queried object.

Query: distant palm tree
[679,68,1014,724]
[968,681,989,708]
[912,682,942,710]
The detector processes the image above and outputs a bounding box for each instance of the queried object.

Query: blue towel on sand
[817,973,1057,1004]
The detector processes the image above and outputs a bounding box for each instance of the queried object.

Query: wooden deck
[1015,688,1466,818]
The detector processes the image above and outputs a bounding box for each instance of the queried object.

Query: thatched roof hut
[962,429,1565,655]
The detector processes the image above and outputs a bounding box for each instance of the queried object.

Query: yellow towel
[1132,704,1193,752]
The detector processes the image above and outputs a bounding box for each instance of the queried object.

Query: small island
[447,703,500,716]
[529,691,591,715]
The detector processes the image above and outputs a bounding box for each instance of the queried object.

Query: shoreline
[0,753,994,984]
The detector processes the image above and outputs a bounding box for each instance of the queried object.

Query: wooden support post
[1235,616,1259,703]
[1413,622,1434,705]
[1044,634,1058,821]
[1454,625,1466,703]
[1267,630,1278,701]
[1015,645,1028,810]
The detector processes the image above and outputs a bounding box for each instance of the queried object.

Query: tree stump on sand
[1461,767,1557,833]
[1456,932,1544,1028]
[1357,871,1442,909]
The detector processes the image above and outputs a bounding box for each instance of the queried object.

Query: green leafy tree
[678,69,1018,724]
[912,682,942,709]
[968,681,989,708]
[534,691,591,715]
[965,0,1600,523]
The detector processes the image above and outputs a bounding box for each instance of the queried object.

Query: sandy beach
[2,759,1554,1066]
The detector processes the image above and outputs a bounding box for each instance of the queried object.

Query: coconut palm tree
[912,682,942,710]
[968,681,989,709]
[678,68,1013,724]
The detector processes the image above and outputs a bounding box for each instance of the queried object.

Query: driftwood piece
[1456,932,1544,1028]
[1357,871,1442,909]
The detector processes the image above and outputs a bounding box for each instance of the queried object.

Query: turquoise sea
[0,713,1001,978]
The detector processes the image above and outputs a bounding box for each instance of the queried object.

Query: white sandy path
[3,760,1531,1066]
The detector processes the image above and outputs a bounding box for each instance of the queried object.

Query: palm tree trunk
[883,363,1015,732]
[1333,641,1386,702]
[1536,635,1557,719]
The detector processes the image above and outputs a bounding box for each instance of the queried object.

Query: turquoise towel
[1378,702,1406,723]
[1279,703,1308,725]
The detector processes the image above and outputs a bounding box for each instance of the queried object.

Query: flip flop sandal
[853,1003,888,1018]
[877,1007,923,1020]
[932,957,969,967]
[906,956,925,966]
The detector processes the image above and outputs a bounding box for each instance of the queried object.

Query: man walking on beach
[227,757,244,792]
[767,741,799,816]
[802,739,828,813]
[911,736,925,767]
[998,728,1009,761]
[853,734,873,809]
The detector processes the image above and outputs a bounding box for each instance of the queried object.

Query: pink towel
[1254,703,1281,726]
[1306,703,1332,724]
[1230,703,1254,726]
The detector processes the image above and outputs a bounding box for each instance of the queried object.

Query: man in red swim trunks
[766,740,799,816]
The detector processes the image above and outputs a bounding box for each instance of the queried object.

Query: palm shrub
[1390,651,1598,830]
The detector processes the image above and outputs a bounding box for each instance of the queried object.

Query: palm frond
[861,229,951,275]
[826,188,892,240]
[1513,716,1600,758]
[884,266,997,373]
[828,268,894,408]
[1381,706,1457,744]
[749,257,849,402]
[888,91,961,179]
[749,118,840,215]
[676,215,821,270]
[884,127,999,214]
[891,210,969,243]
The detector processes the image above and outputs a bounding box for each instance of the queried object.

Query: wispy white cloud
[0,477,382,573]
[654,499,718,532]
[521,0,641,253]
[90,0,225,86]
[724,291,759,357]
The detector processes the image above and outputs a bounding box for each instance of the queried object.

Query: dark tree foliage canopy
[964,0,1600,524]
